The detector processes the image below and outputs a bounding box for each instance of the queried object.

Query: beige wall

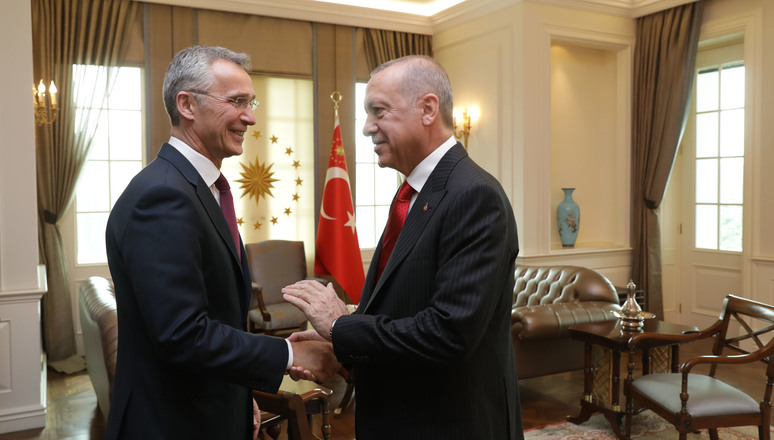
[434,1,635,284]
[435,0,774,302]
[0,0,47,434]
[1,0,39,291]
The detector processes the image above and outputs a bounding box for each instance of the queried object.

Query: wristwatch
[329,317,339,342]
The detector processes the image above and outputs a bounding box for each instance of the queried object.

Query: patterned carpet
[524,411,770,440]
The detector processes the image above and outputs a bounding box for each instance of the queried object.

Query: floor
[0,338,765,439]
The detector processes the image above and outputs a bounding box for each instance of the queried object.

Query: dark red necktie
[214,173,241,259]
[378,181,416,279]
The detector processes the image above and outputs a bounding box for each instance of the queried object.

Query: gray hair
[372,55,454,128]
[162,45,252,126]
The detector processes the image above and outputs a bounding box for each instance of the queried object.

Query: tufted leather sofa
[511,265,621,379]
[79,276,118,421]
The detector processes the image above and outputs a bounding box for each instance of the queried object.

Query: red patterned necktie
[214,173,241,259]
[378,181,416,279]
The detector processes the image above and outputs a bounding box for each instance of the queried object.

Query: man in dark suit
[105,45,338,440]
[283,55,523,439]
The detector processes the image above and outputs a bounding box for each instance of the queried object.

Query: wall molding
[137,0,694,34]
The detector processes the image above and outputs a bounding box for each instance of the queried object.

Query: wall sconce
[33,79,58,126]
[453,108,472,150]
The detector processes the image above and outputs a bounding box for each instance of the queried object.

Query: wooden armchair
[254,384,332,440]
[245,240,321,335]
[624,294,774,440]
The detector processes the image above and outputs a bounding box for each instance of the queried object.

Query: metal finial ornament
[614,279,655,331]
[331,91,342,117]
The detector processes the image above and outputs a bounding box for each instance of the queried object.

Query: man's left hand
[282,281,348,341]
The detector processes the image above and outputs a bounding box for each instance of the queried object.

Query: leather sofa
[79,276,118,421]
[511,265,621,379]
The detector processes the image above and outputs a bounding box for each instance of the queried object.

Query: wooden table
[567,319,698,440]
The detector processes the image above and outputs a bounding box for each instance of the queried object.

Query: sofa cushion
[512,300,622,340]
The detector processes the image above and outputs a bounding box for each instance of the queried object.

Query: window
[354,82,400,248]
[694,63,744,252]
[222,75,315,247]
[74,66,144,264]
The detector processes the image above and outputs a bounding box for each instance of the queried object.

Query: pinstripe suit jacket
[333,143,523,439]
[105,144,288,439]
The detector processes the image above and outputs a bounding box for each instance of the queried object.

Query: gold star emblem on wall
[236,158,278,202]
[234,129,305,231]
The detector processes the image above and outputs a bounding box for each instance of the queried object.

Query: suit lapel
[157,144,244,270]
[362,143,467,313]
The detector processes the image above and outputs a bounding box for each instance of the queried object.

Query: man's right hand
[289,340,339,383]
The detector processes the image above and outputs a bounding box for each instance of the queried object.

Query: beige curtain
[362,28,433,71]
[32,0,138,361]
[631,1,703,318]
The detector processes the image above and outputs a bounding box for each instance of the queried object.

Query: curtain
[362,28,433,71]
[631,1,703,318]
[32,0,138,362]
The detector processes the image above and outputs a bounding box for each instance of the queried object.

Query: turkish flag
[314,114,364,304]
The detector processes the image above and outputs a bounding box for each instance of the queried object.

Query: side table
[567,320,698,440]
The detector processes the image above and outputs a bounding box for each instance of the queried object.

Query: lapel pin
[423,203,429,212]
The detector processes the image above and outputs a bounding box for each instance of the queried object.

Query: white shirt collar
[405,135,457,194]
[167,136,221,187]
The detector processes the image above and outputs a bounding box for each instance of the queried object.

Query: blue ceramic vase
[557,188,579,247]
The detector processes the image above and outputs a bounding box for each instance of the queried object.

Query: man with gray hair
[105,45,338,439]
[284,55,524,439]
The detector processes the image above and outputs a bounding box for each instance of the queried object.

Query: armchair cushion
[249,302,308,332]
[632,373,759,417]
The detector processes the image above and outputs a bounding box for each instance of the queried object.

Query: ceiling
[145,0,695,34]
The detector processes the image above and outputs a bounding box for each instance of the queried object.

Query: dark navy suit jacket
[333,143,524,439]
[105,144,288,439]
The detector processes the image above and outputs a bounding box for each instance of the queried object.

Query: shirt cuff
[285,339,293,370]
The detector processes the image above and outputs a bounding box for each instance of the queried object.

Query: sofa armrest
[512,300,620,341]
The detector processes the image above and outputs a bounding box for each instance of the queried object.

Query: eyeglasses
[188,90,259,112]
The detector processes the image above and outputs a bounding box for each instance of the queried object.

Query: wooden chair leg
[709,428,719,440]
[264,421,282,439]
[320,395,330,440]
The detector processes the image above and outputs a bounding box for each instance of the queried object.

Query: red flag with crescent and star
[315,110,364,304]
